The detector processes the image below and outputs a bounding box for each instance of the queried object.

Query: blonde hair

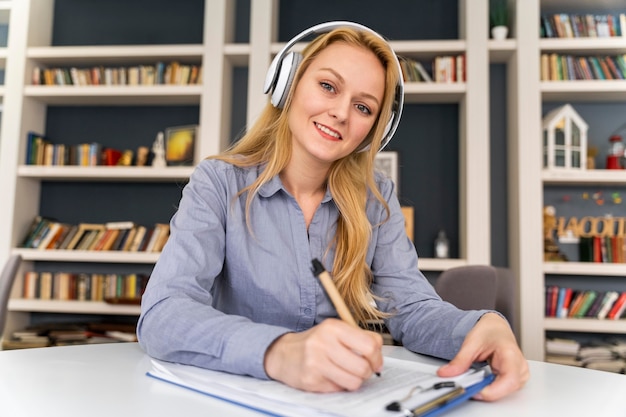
[213,27,400,325]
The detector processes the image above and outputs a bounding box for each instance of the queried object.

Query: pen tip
[311,258,324,276]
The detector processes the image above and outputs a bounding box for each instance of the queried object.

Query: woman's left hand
[436,312,529,401]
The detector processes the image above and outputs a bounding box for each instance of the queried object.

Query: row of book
[25,132,153,167]
[541,13,626,39]
[21,217,170,253]
[546,337,626,374]
[540,54,626,81]
[578,235,626,264]
[398,55,465,83]
[545,285,626,320]
[2,322,138,350]
[22,272,149,302]
[32,61,202,86]
[26,133,104,166]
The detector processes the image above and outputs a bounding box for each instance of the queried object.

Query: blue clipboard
[418,372,496,417]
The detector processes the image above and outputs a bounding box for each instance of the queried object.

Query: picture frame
[374,151,399,194]
[164,124,198,166]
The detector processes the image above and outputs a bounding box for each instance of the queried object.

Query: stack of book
[545,285,626,320]
[398,54,465,83]
[541,13,626,38]
[32,61,202,86]
[540,54,626,81]
[21,271,149,303]
[578,235,626,264]
[2,322,138,350]
[21,217,170,253]
[546,338,626,374]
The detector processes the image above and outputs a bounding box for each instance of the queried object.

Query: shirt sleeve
[368,176,489,360]
[136,161,291,379]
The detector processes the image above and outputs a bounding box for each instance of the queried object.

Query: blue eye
[320,82,335,93]
[356,104,371,115]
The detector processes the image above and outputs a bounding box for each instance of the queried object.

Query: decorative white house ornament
[542,104,588,171]
[151,131,167,168]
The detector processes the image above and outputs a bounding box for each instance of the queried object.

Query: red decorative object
[606,135,624,169]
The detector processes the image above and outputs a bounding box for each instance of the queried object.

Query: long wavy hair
[212,27,400,325]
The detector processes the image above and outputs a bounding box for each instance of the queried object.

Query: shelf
[224,43,250,66]
[489,39,516,63]
[8,299,141,315]
[541,0,626,13]
[543,169,626,185]
[544,317,626,333]
[540,37,626,54]
[403,82,465,104]
[388,40,466,61]
[544,262,626,276]
[23,85,204,105]
[13,248,160,264]
[417,257,468,271]
[27,45,204,65]
[541,80,626,102]
[18,166,194,181]
[269,39,467,62]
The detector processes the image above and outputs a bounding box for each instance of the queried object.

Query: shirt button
[304,308,312,315]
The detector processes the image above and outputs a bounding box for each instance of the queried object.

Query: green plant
[490,0,508,27]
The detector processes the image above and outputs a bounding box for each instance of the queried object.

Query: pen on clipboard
[311,258,380,377]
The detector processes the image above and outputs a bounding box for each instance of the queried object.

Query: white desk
[1,342,625,417]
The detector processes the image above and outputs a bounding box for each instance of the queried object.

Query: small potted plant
[490,0,509,40]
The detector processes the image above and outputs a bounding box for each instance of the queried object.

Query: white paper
[147,356,489,417]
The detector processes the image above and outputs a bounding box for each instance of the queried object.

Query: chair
[434,265,518,340]
[0,254,23,341]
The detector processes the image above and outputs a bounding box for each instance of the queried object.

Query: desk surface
[1,342,625,417]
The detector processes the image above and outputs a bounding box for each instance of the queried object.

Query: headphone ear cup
[271,51,303,108]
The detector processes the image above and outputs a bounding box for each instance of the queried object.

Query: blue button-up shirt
[137,159,486,379]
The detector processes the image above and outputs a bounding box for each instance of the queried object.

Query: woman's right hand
[264,318,383,392]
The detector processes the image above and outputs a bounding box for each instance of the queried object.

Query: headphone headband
[263,21,404,152]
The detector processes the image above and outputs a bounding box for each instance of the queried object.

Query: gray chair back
[434,265,518,340]
[0,254,23,340]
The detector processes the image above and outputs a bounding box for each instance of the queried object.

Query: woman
[137,23,528,400]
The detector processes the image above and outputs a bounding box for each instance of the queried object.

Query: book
[585,291,606,318]
[36,222,64,250]
[128,226,147,252]
[559,287,574,318]
[573,291,597,318]
[65,223,105,250]
[607,292,626,320]
[597,291,620,319]
[567,290,587,317]
[147,356,494,417]
[20,215,47,247]
[56,225,79,250]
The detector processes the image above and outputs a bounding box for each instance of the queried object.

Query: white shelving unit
[511,0,626,361]
[0,0,495,343]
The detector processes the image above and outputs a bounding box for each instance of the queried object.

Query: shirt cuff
[220,324,292,380]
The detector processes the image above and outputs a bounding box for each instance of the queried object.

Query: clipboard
[146,356,495,417]
[418,372,496,417]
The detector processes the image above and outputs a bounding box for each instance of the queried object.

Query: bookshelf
[510,0,626,360]
[0,0,497,344]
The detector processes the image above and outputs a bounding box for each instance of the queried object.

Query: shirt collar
[258,170,333,203]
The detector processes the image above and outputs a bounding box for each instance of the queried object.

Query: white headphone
[263,21,404,152]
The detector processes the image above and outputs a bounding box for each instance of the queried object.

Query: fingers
[437,313,530,402]
[264,319,383,392]
[323,320,384,388]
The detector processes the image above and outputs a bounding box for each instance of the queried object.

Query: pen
[311,258,380,377]
[311,258,357,326]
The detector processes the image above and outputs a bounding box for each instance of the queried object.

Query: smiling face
[287,41,386,167]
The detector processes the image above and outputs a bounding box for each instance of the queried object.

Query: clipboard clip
[386,381,463,417]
